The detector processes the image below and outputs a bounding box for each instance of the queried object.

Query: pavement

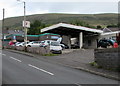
[3,49,120,81]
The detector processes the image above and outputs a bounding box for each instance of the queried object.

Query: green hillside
[3,13,118,29]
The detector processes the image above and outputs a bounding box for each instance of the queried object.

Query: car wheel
[28,45,31,47]
[59,51,62,54]
[61,46,65,50]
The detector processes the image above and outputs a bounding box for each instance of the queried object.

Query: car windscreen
[50,42,60,46]
[16,42,21,44]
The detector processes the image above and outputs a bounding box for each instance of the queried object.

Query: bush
[89,61,97,66]
[89,61,102,68]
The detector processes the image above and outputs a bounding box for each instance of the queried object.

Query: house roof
[103,28,120,32]
[101,31,120,36]
[41,23,103,34]
[103,28,112,33]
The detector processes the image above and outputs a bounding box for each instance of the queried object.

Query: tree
[28,20,47,35]
[107,24,118,28]
[97,25,102,29]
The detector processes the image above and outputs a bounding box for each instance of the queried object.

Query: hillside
[3,13,118,29]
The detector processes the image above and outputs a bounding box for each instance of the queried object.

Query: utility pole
[23,1,27,45]
[2,8,5,49]
[17,0,27,49]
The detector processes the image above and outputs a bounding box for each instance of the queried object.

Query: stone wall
[5,46,50,55]
[27,46,50,55]
[94,47,120,70]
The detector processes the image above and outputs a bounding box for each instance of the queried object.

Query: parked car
[16,42,29,47]
[26,41,41,47]
[49,41,62,54]
[71,44,79,49]
[98,39,116,48]
[60,43,69,49]
[14,42,21,46]
[60,44,65,50]
[40,40,62,54]
[39,40,53,47]
[16,42,25,47]
[9,41,14,46]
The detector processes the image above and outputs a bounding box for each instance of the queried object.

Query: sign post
[22,21,30,47]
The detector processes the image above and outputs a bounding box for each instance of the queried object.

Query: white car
[16,42,25,47]
[40,40,53,47]
[59,44,65,49]
[26,41,41,47]
[16,42,29,47]
[13,42,20,46]
[49,41,62,54]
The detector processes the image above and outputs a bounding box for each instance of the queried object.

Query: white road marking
[74,83,82,86]
[2,54,6,56]
[28,64,54,76]
[9,56,22,62]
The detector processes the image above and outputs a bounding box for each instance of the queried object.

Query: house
[100,28,120,41]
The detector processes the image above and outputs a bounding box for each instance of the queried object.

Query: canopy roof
[41,23,103,37]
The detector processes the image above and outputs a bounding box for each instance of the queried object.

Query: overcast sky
[0,0,119,20]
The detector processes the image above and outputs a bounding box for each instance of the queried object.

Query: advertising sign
[23,21,30,28]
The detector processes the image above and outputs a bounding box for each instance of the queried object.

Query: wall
[94,47,120,70]
[62,35,70,45]
[62,35,71,48]
[100,33,117,40]
[27,46,50,55]
[84,35,99,49]
[5,46,51,55]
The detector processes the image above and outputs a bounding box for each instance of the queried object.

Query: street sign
[13,36,16,40]
[51,36,59,39]
[23,21,30,28]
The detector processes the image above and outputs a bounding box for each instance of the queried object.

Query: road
[2,50,119,84]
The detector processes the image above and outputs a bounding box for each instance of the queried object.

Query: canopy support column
[79,32,83,49]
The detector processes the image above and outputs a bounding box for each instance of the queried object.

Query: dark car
[98,39,115,48]
[71,44,80,49]
[60,43,69,49]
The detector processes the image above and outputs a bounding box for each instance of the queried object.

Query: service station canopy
[41,23,103,37]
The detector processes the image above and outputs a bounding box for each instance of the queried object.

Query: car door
[33,41,40,47]
[35,42,40,47]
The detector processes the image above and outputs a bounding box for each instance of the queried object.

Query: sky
[0,0,119,20]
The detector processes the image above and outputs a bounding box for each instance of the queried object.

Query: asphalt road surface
[2,50,119,84]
